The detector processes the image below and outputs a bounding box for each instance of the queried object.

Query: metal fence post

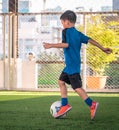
[82,14,87,90]
[3,14,6,89]
[7,13,13,90]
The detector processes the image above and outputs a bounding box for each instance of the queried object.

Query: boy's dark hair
[60,10,77,23]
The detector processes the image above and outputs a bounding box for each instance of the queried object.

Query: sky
[33,0,113,12]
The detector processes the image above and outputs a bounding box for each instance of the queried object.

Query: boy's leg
[75,87,88,100]
[75,88,99,120]
[58,80,67,99]
[69,74,99,120]
[54,79,72,118]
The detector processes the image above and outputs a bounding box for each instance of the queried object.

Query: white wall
[0,59,38,90]
[21,61,38,89]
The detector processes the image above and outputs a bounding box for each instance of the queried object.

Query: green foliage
[38,52,64,85]
[105,58,119,86]
[38,64,64,85]
[78,15,119,75]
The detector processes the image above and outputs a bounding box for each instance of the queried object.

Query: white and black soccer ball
[50,101,66,118]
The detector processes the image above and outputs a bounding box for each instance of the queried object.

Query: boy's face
[61,19,70,29]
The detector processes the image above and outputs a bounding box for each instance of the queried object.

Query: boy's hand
[102,48,112,54]
[43,42,52,49]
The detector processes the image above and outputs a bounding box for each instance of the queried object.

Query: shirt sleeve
[62,29,66,43]
[80,32,90,44]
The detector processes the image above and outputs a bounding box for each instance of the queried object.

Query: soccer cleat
[90,102,99,120]
[54,104,72,118]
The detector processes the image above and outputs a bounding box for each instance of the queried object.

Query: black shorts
[59,72,82,89]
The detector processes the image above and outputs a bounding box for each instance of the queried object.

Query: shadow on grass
[0,94,119,130]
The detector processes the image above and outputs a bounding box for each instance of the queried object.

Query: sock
[85,97,93,107]
[61,98,68,106]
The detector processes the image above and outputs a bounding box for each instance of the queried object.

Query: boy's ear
[65,20,70,25]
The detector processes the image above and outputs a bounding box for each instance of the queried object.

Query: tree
[78,15,119,76]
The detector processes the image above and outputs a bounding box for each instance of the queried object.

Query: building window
[18,0,29,13]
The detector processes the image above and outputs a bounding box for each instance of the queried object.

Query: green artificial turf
[0,91,119,130]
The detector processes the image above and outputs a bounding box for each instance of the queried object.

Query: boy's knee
[58,80,65,86]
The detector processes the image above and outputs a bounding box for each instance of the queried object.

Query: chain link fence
[0,0,119,91]
[17,12,119,90]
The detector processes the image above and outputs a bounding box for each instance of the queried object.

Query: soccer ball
[50,101,66,118]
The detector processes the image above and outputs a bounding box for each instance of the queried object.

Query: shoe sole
[55,107,72,119]
[91,102,99,120]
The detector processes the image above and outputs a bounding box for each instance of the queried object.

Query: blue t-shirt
[62,27,90,75]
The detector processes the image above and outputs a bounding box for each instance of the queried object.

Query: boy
[43,10,112,120]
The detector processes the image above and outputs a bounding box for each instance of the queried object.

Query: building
[2,0,31,13]
[0,0,42,60]
[113,0,119,11]
[101,6,112,12]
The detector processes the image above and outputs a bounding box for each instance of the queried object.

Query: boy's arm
[88,38,112,54]
[43,42,68,49]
